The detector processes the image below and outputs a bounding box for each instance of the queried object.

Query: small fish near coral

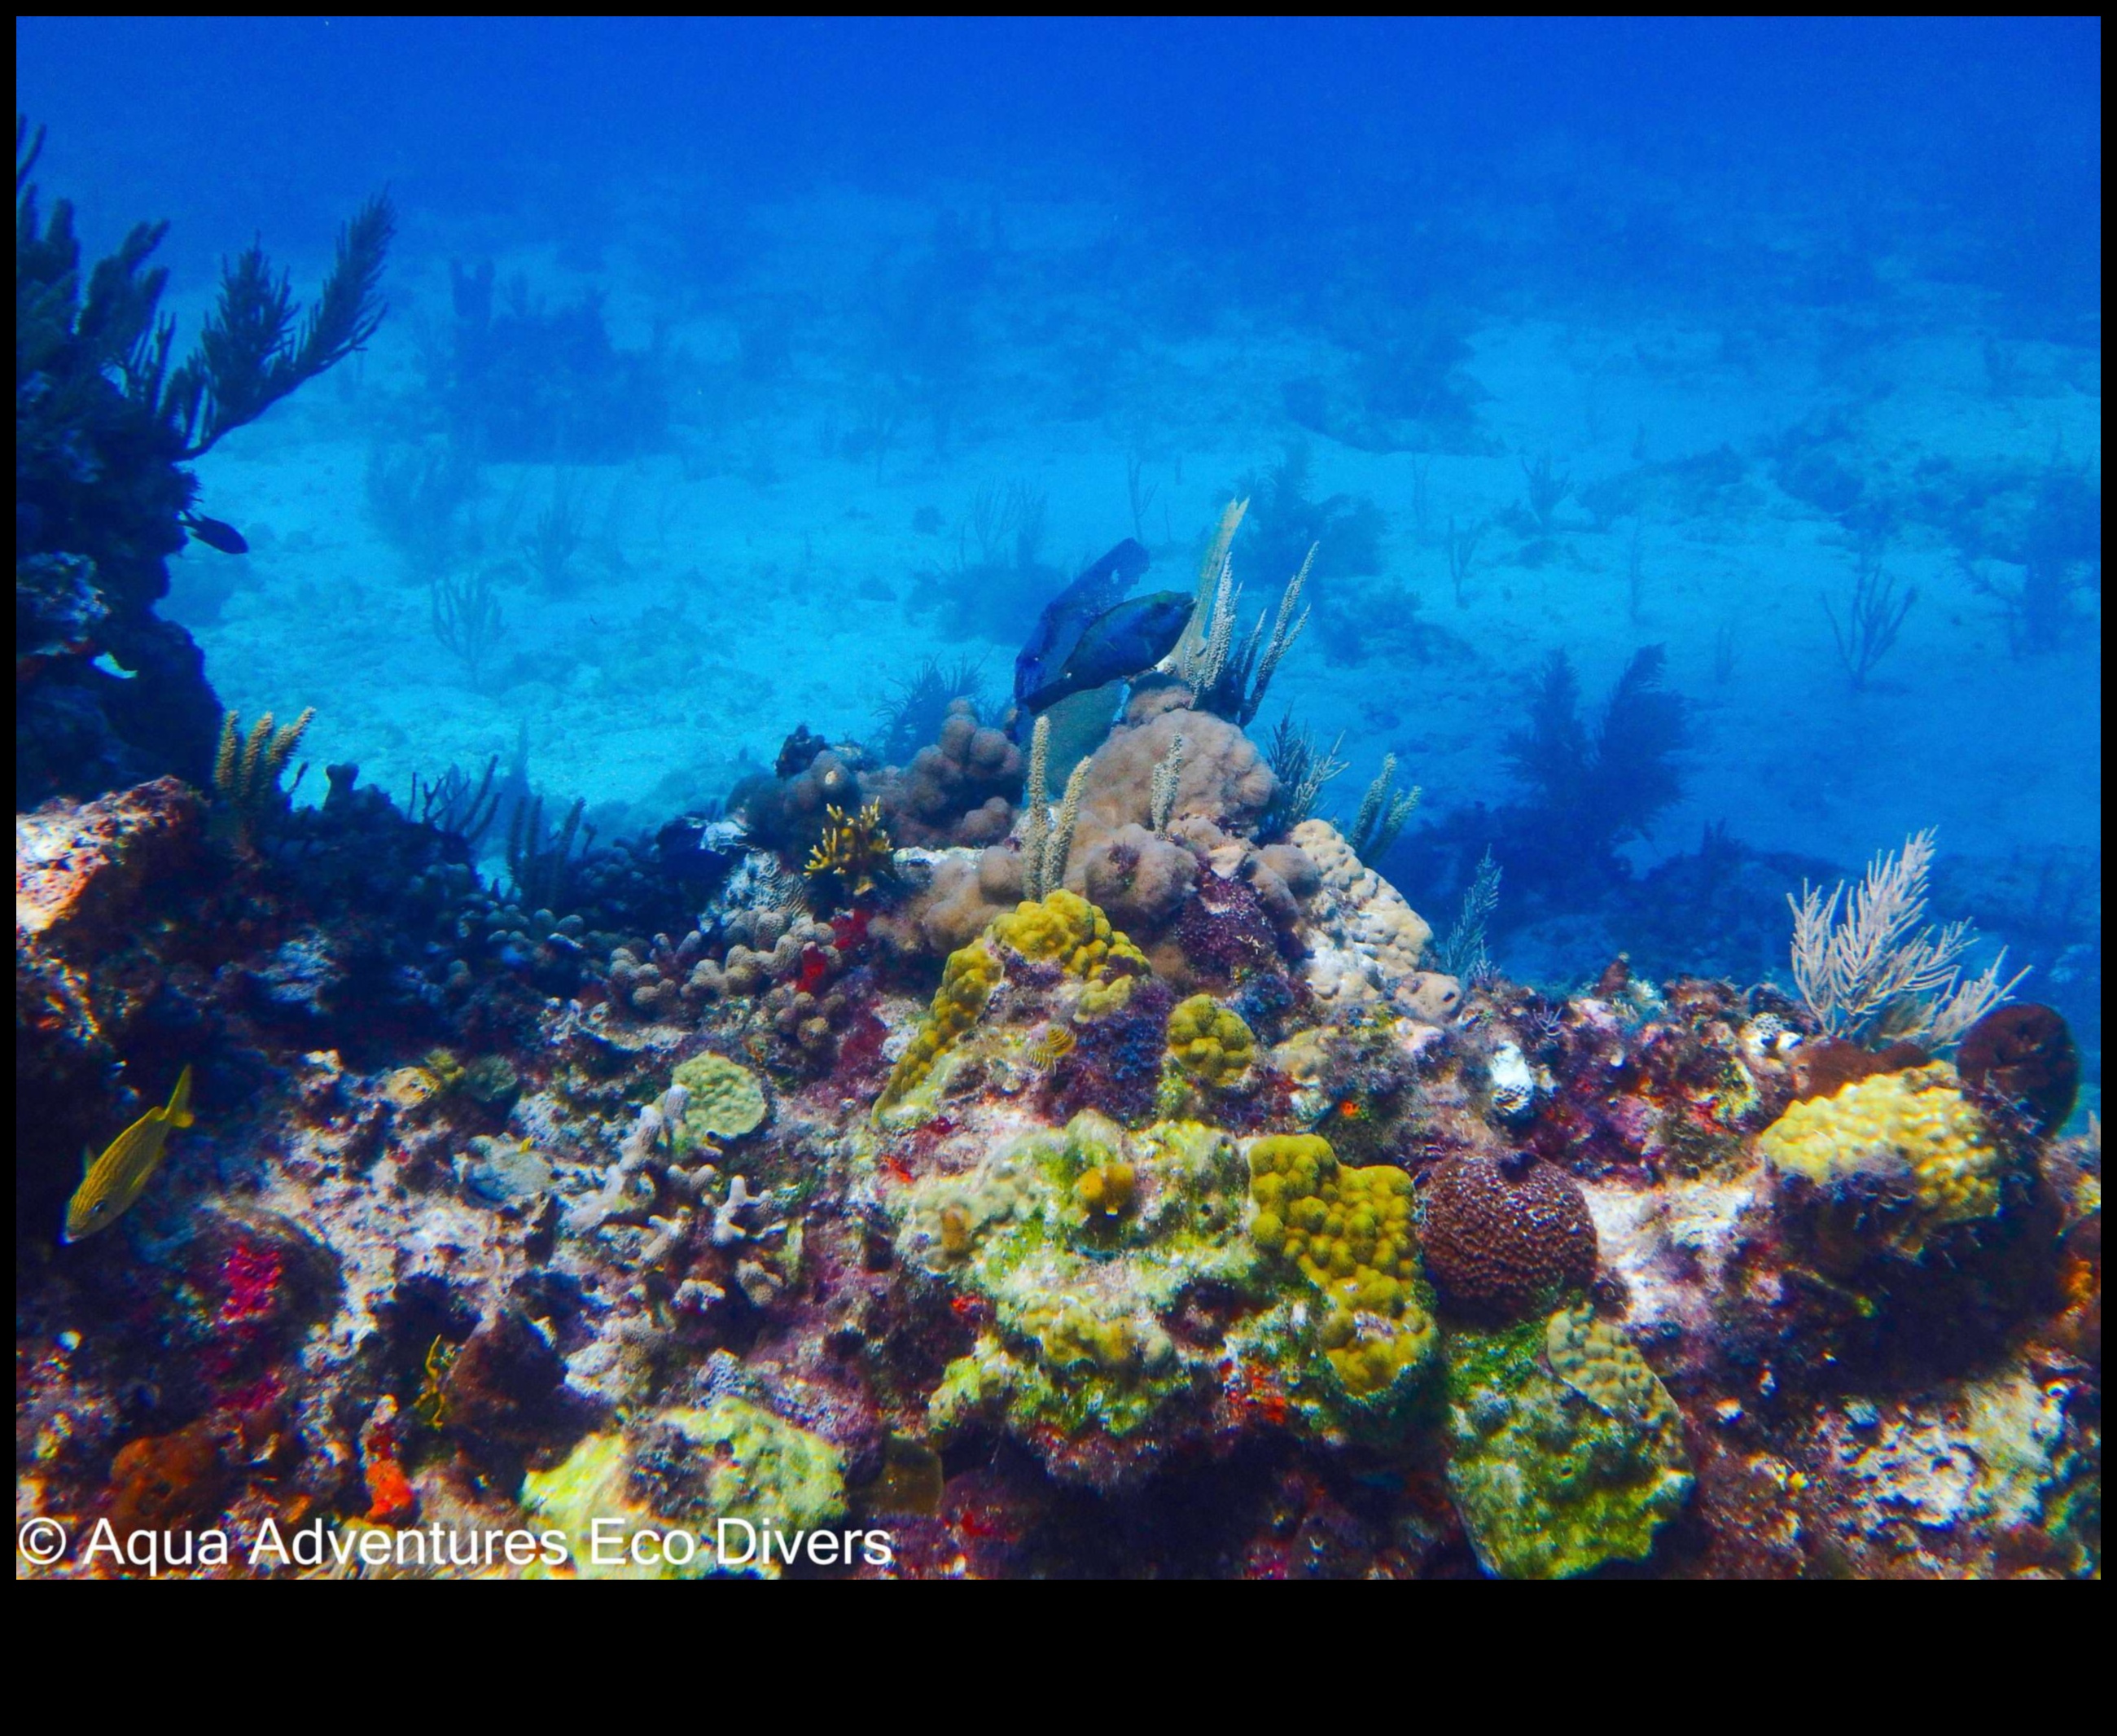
[64,1067,195,1243]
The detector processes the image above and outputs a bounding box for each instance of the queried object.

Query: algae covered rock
[1444,1305,1692,1579]
[904,1111,1260,1471]
[523,1396,845,1578]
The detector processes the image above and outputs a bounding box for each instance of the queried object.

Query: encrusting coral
[1757,1062,2021,1264]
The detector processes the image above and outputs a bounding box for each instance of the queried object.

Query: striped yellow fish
[64,1066,194,1243]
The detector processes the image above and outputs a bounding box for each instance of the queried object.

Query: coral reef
[12,477,2097,1577]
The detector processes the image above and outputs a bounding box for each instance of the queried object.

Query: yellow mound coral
[1757,1062,2014,1258]
[1248,1133,1433,1396]
[876,939,1003,1111]
[1165,994,1257,1086]
[1073,1160,1137,1225]
[992,889,1146,982]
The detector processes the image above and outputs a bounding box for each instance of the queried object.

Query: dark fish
[1019,591,1193,714]
[184,513,249,555]
[1012,539,1151,726]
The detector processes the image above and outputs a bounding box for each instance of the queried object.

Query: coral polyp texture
[1757,1062,2018,1262]
[1416,1151,1599,1321]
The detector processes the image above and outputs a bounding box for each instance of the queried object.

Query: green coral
[522,1397,845,1580]
[671,1051,769,1151]
[1244,1133,1437,1421]
[902,1112,1260,1456]
[1443,1305,1693,1579]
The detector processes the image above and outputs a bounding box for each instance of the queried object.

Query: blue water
[18,16,2101,1046]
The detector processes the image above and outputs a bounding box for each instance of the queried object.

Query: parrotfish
[182,512,249,555]
[1018,590,1194,715]
[1011,539,1151,733]
[64,1066,195,1243]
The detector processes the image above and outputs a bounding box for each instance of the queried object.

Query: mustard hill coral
[874,936,1003,1112]
[1164,993,1258,1087]
[991,888,1147,982]
[1757,1062,2018,1261]
[1247,1133,1435,1401]
[878,890,1153,1118]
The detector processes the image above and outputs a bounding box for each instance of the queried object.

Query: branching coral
[804,800,894,900]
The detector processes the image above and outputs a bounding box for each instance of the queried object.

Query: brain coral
[1417,1151,1598,1320]
[1757,1061,2017,1260]
[672,1052,769,1146]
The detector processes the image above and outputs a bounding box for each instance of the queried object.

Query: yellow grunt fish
[64,1066,195,1243]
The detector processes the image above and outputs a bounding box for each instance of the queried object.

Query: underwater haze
[15,19,2102,1580]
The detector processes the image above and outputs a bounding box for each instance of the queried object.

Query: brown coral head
[1956,1004,2079,1138]
[1790,1037,1930,1105]
[1417,1151,1598,1321]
